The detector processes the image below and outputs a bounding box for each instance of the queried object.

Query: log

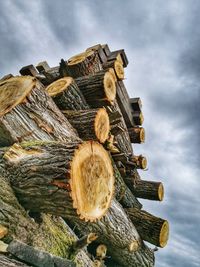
[113,161,142,209]
[0,175,94,266]
[126,208,169,247]
[0,225,8,239]
[103,60,124,80]
[133,180,164,201]
[66,199,154,267]
[0,76,79,146]
[1,140,114,222]
[130,97,142,111]
[107,50,129,68]
[101,44,111,57]
[7,240,76,267]
[116,81,134,128]
[19,65,38,77]
[128,127,145,143]
[0,74,13,82]
[132,111,144,125]
[131,155,147,169]
[67,50,103,78]
[75,70,116,108]
[0,255,30,267]
[63,108,110,143]
[46,77,89,110]
[36,61,50,73]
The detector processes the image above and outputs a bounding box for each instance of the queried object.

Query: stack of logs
[0,44,169,267]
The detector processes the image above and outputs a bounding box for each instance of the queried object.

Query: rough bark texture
[133,180,164,201]
[75,70,116,108]
[66,199,155,267]
[132,111,144,125]
[0,255,30,267]
[1,140,114,222]
[46,77,89,110]
[0,76,79,147]
[113,161,142,209]
[67,50,103,78]
[126,208,169,247]
[0,175,94,266]
[63,108,110,143]
[128,127,145,143]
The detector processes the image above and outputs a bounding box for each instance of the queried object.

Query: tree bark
[130,155,147,169]
[132,180,164,201]
[0,76,79,147]
[63,108,110,143]
[1,140,114,222]
[0,255,30,267]
[130,97,142,111]
[75,70,116,108]
[126,208,169,248]
[132,111,144,125]
[128,127,145,143]
[0,174,94,266]
[46,77,89,110]
[67,50,103,78]
[66,199,155,267]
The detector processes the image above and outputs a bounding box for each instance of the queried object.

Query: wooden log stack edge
[0,43,169,267]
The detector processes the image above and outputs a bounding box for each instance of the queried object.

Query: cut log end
[158,183,164,201]
[0,76,36,116]
[103,71,116,103]
[68,50,94,65]
[70,141,114,222]
[132,155,147,169]
[46,77,74,97]
[95,108,110,143]
[160,221,169,248]
[114,60,124,80]
[0,225,8,239]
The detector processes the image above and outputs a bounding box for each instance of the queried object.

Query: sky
[0,0,200,266]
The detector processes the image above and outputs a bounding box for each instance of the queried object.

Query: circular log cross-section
[126,208,169,248]
[131,155,147,169]
[103,60,124,80]
[67,50,102,78]
[63,108,110,143]
[3,141,115,222]
[75,70,116,108]
[46,77,89,110]
[128,127,145,143]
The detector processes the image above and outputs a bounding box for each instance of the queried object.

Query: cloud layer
[0,1,199,266]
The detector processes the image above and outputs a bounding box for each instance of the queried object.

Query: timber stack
[0,44,169,267]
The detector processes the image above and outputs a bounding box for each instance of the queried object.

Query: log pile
[0,44,169,267]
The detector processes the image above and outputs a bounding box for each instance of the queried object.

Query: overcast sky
[0,1,199,266]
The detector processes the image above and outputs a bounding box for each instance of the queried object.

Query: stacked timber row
[0,43,169,267]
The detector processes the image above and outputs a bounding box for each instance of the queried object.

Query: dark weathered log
[116,81,134,128]
[128,127,145,143]
[113,161,142,209]
[0,255,30,267]
[76,70,116,107]
[108,100,133,155]
[2,140,114,222]
[7,240,76,267]
[19,65,39,77]
[42,66,61,85]
[66,199,154,267]
[132,110,144,125]
[0,175,94,266]
[59,59,72,78]
[67,50,103,78]
[130,97,142,111]
[63,108,110,143]
[36,61,50,73]
[126,208,169,247]
[106,49,128,67]
[103,60,124,80]
[46,77,89,110]
[0,76,79,146]
[133,180,164,201]
[101,44,111,57]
